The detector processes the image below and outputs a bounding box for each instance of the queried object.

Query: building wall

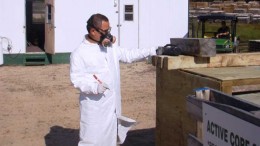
[54,0,118,53]
[1,0,188,54]
[0,0,26,54]
[139,0,189,48]
[55,0,188,52]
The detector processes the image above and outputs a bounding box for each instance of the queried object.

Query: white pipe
[118,0,121,46]
[138,0,140,49]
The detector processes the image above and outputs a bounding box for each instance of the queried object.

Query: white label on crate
[203,103,260,146]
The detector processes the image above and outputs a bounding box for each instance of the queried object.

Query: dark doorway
[26,0,45,52]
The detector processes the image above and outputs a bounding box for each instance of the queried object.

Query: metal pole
[117,0,121,46]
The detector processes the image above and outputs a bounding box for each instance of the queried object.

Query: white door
[45,0,55,54]
[118,0,139,49]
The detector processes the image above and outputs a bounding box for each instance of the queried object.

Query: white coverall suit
[70,38,156,146]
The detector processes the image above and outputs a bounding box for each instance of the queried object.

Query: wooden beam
[152,52,260,70]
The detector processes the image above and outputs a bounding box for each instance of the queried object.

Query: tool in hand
[93,74,102,84]
[93,74,110,90]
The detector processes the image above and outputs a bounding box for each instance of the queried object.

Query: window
[32,1,45,24]
[124,5,134,21]
[45,4,52,24]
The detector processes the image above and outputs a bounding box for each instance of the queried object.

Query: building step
[24,54,47,66]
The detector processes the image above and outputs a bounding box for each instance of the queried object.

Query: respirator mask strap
[87,34,99,44]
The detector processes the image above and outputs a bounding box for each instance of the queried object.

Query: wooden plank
[152,52,260,70]
[182,66,260,94]
[221,81,233,94]
[152,55,165,68]
[232,84,260,93]
[186,95,204,141]
[194,88,210,140]
[183,66,260,81]
[232,79,260,86]
[165,56,208,70]
[208,52,260,67]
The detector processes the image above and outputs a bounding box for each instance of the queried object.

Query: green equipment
[196,14,239,53]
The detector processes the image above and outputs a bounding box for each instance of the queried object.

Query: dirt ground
[0,61,156,146]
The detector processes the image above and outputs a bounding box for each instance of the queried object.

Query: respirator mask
[88,26,114,47]
[99,30,114,47]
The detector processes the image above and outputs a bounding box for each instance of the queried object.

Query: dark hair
[86,13,109,32]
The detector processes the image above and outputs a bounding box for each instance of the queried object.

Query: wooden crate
[210,4,224,10]
[190,2,197,9]
[152,53,260,146]
[196,2,209,9]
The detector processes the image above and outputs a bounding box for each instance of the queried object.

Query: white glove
[149,47,158,56]
[97,82,109,94]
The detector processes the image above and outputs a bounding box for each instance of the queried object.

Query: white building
[0,0,188,65]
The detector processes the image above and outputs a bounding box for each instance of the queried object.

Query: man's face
[93,21,111,42]
[98,21,111,36]
[88,20,112,46]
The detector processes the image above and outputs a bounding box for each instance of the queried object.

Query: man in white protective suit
[70,13,157,146]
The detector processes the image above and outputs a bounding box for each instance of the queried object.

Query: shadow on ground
[45,126,79,146]
[45,126,155,146]
[122,128,155,146]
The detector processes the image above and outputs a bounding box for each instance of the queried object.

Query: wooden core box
[152,53,260,146]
